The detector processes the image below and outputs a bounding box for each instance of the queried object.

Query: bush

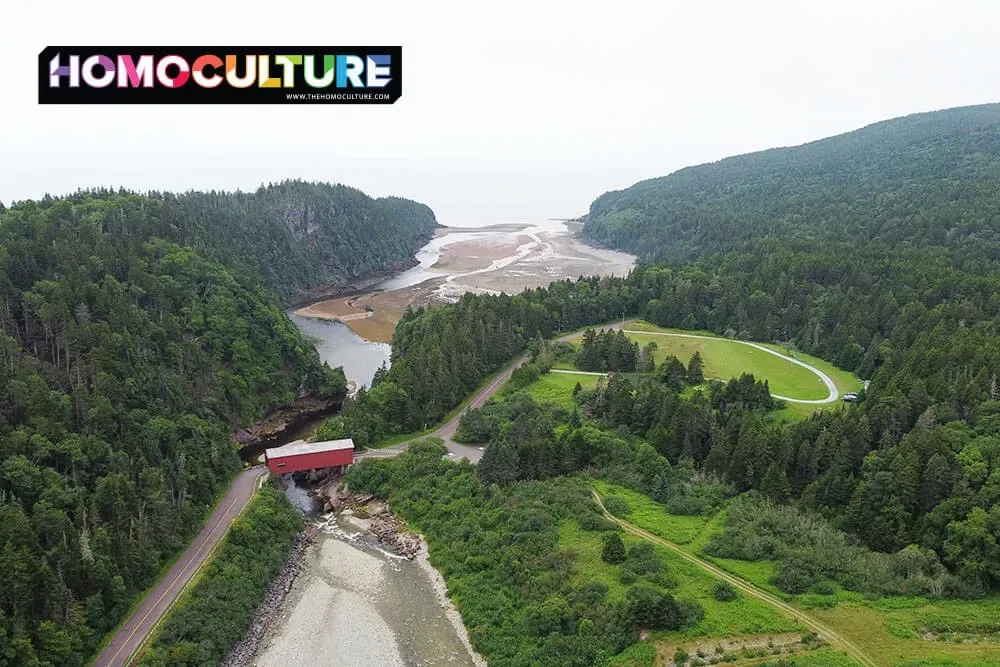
[810,580,835,595]
[602,532,627,564]
[624,542,664,576]
[507,363,541,391]
[674,647,690,665]
[604,496,632,517]
[704,494,960,598]
[578,511,616,532]
[624,585,682,630]
[137,485,302,666]
[711,580,738,601]
[618,568,638,585]
[677,599,705,627]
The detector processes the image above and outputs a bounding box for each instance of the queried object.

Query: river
[287,312,391,392]
[256,510,483,667]
[290,218,635,391]
[255,219,633,666]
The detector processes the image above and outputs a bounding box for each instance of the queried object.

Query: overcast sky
[2,1,999,225]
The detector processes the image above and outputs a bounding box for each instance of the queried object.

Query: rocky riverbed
[222,530,314,667]
[235,483,484,667]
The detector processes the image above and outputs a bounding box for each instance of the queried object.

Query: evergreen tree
[761,462,791,502]
[686,352,704,384]
[478,437,521,486]
[658,355,688,391]
[601,532,626,564]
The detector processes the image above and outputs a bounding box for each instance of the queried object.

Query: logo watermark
[38,46,402,104]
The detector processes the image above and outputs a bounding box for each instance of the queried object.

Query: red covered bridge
[264,438,355,474]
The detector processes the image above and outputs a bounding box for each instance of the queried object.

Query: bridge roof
[265,438,355,459]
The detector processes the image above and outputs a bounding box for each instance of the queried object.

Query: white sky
[2,0,999,225]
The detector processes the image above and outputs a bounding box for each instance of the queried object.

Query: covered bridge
[264,438,355,474]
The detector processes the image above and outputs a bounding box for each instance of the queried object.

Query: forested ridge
[584,103,1000,262]
[19,180,438,302]
[326,107,1000,636]
[170,181,438,300]
[0,186,385,665]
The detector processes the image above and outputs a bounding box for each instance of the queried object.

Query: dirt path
[620,329,839,404]
[92,467,267,667]
[590,491,876,667]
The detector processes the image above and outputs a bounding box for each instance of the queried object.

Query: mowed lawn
[626,321,863,397]
[567,321,863,402]
[625,331,828,400]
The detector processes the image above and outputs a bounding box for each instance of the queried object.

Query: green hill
[584,103,1000,262]
[31,180,439,302]
[0,181,432,664]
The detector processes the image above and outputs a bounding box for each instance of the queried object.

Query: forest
[8,103,1000,664]
[17,180,438,302]
[0,181,435,664]
[328,107,1000,610]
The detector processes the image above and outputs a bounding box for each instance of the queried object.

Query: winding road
[94,322,846,665]
[591,491,877,667]
[620,329,839,404]
[91,467,268,667]
[367,322,843,465]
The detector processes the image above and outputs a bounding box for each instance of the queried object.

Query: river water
[289,218,634,391]
[261,220,632,666]
[287,312,391,392]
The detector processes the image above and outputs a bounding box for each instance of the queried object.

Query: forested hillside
[0,193,346,665]
[48,180,438,301]
[328,104,1000,610]
[584,103,1000,261]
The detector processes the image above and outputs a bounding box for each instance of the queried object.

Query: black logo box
[38,46,402,104]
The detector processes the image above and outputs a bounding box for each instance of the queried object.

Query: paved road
[432,352,530,462]
[414,325,619,462]
[592,491,877,667]
[92,467,267,667]
[366,319,841,464]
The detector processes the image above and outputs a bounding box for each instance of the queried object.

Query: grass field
[625,332,829,400]
[525,371,599,409]
[532,322,865,420]
[558,520,801,640]
[595,483,1000,666]
[623,321,864,399]
[593,481,709,544]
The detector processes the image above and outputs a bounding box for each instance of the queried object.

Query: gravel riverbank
[249,503,485,667]
[222,531,313,667]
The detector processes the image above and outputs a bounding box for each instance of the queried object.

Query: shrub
[604,496,632,517]
[578,511,616,532]
[711,580,738,601]
[677,599,705,627]
[624,542,664,576]
[601,532,627,564]
[810,580,835,595]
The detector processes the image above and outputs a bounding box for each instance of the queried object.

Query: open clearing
[561,321,863,407]
[624,321,863,399]
[525,372,599,409]
[594,483,1000,666]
